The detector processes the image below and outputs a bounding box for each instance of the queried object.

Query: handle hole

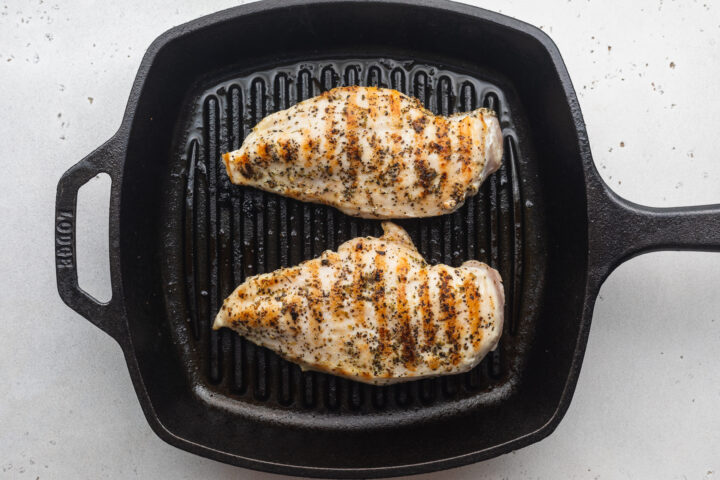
[76,173,112,303]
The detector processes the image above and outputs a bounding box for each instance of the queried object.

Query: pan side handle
[55,133,127,344]
[587,179,720,285]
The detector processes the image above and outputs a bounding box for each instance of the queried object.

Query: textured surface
[2,0,720,479]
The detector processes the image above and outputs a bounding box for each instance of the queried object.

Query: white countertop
[2,0,719,478]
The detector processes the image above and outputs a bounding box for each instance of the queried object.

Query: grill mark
[258,304,281,332]
[386,93,406,192]
[390,133,403,172]
[276,138,297,164]
[458,118,474,183]
[231,152,254,182]
[434,119,452,197]
[412,123,434,203]
[230,306,256,329]
[389,90,402,129]
[282,295,303,340]
[324,103,338,174]
[301,128,314,168]
[328,262,348,320]
[372,251,390,375]
[252,268,300,292]
[463,273,483,349]
[438,268,461,365]
[253,275,280,292]
[256,141,268,159]
[351,242,366,327]
[344,91,361,199]
[368,131,382,184]
[367,87,379,121]
[479,114,487,166]
[395,256,416,369]
[419,268,436,350]
[305,261,324,335]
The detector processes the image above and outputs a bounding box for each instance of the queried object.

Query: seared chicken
[223,86,503,219]
[214,222,504,385]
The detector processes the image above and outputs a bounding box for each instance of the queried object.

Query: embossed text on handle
[56,211,74,269]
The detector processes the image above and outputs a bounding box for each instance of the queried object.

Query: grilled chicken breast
[223,86,503,219]
[214,222,504,385]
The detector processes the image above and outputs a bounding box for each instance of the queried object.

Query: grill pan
[55,0,720,477]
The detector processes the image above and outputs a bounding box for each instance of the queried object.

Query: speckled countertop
[1,0,719,478]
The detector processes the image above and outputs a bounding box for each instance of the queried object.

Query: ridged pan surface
[166,58,546,420]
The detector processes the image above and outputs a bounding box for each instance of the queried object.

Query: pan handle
[55,134,126,343]
[589,181,720,283]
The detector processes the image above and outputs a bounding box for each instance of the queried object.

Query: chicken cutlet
[223,86,503,219]
[213,222,504,385]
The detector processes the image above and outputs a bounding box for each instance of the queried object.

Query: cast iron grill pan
[55,1,720,476]
[175,58,538,413]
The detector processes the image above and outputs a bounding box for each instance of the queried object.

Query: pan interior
[163,57,547,422]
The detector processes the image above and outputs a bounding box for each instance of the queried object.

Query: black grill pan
[55,1,720,477]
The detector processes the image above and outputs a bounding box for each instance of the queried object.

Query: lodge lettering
[56,211,74,269]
